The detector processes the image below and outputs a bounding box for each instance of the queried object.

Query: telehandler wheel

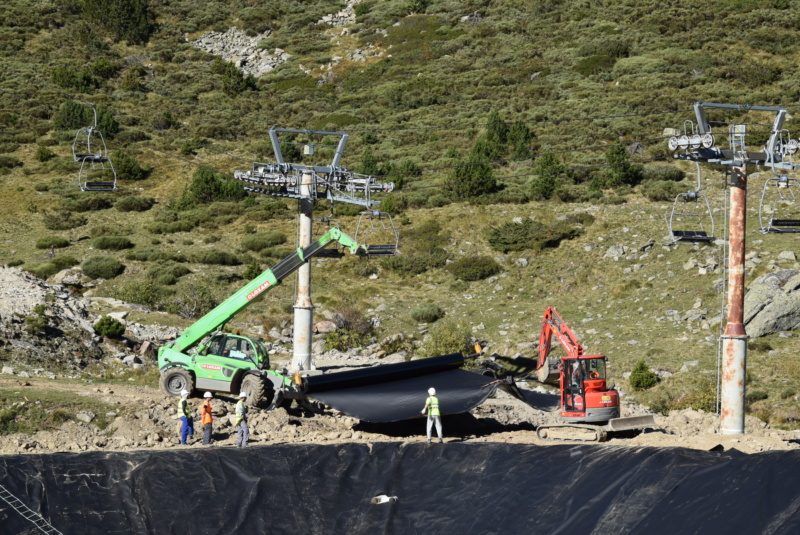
[241,374,267,407]
[160,367,194,397]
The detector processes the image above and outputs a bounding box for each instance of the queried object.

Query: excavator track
[536,424,608,443]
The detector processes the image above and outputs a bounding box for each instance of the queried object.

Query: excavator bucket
[603,414,658,433]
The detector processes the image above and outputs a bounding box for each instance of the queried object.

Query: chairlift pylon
[758,172,800,233]
[354,210,399,256]
[72,104,117,192]
[667,162,715,243]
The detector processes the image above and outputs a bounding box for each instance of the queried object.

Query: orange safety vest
[201,400,213,425]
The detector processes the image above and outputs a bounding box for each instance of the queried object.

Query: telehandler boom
[157,227,362,407]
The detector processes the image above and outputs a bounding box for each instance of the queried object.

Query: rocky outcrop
[190,28,289,77]
[0,267,103,372]
[744,269,800,337]
[317,0,362,27]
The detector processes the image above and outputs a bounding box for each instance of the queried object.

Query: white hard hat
[239,391,248,398]
[180,389,189,397]
[428,387,436,396]
[204,392,213,398]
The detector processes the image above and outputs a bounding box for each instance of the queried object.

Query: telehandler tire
[160,367,195,397]
[241,374,268,407]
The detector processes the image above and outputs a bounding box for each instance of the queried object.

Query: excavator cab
[560,356,619,423]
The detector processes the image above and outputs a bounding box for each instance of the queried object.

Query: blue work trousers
[180,416,194,444]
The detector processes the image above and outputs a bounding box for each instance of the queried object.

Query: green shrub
[241,231,287,252]
[92,236,134,250]
[642,164,685,182]
[0,156,22,169]
[81,256,125,279]
[629,360,659,391]
[114,151,149,181]
[116,196,155,212]
[94,316,125,338]
[34,146,56,162]
[418,320,473,358]
[411,303,446,323]
[381,248,448,276]
[110,279,168,308]
[35,236,70,249]
[574,55,616,76]
[81,0,154,44]
[164,284,217,318]
[6,260,24,267]
[49,255,79,271]
[42,211,88,231]
[60,196,114,212]
[640,180,684,202]
[746,390,769,404]
[190,250,241,266]
[28,263,60,280]
[147,262,191,285]
[447,256,502,281]
[24,314,47,335]
[487,219,582,253]
[352,261,378,278]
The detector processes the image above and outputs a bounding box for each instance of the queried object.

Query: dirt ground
[1,376,798,456]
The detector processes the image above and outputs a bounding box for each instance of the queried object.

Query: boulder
[744,269,800,337]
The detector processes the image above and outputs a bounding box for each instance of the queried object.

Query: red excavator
[533,306,656,441]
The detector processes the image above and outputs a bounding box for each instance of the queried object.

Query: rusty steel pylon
[667,102,800,434]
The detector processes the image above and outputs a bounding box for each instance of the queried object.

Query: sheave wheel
[160,367,195,397]
[241,374,268,407]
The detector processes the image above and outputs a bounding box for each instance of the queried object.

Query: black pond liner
[305,353,500,423]
[1,443,800,534]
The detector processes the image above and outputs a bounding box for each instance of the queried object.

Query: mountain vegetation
[1,0,800,427]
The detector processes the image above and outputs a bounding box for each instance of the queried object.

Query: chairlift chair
[354,210,399,256]
[759,174,800,233]
[667,162,715,243]
[71,105,117,192]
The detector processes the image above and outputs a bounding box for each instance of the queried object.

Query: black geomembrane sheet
[1,443,799,534]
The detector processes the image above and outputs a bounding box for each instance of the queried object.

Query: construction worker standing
[201,392,214,445]
[235,391,249,447]
[421,387,443,443]
[178,389,194,445]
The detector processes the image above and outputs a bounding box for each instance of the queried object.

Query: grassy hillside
[1,0,800,427]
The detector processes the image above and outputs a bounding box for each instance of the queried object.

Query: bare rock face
[190,28,289,77]
[744,269,800,337]
[0,267,103,371]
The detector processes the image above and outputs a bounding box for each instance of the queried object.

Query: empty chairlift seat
[759,174,800,233]
[71,105,117,192]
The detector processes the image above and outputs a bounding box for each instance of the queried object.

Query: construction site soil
[1,375,798,456]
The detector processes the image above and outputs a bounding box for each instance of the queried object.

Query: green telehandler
[157,227,363,407]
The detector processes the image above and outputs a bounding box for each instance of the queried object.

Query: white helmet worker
[204,392,213,398]
[180,389,190,398]
[239,391,248,398]
[428,388,436,396]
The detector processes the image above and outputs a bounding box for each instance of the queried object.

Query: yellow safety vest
[427,396,440,416]
[178,398,191,418]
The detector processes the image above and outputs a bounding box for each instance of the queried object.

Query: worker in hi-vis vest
[235,391,249,447]
[421,387,443,443]
[178,389,194,445]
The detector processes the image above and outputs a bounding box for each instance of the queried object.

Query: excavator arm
[161,227,361,356]
[537,306,585,370]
